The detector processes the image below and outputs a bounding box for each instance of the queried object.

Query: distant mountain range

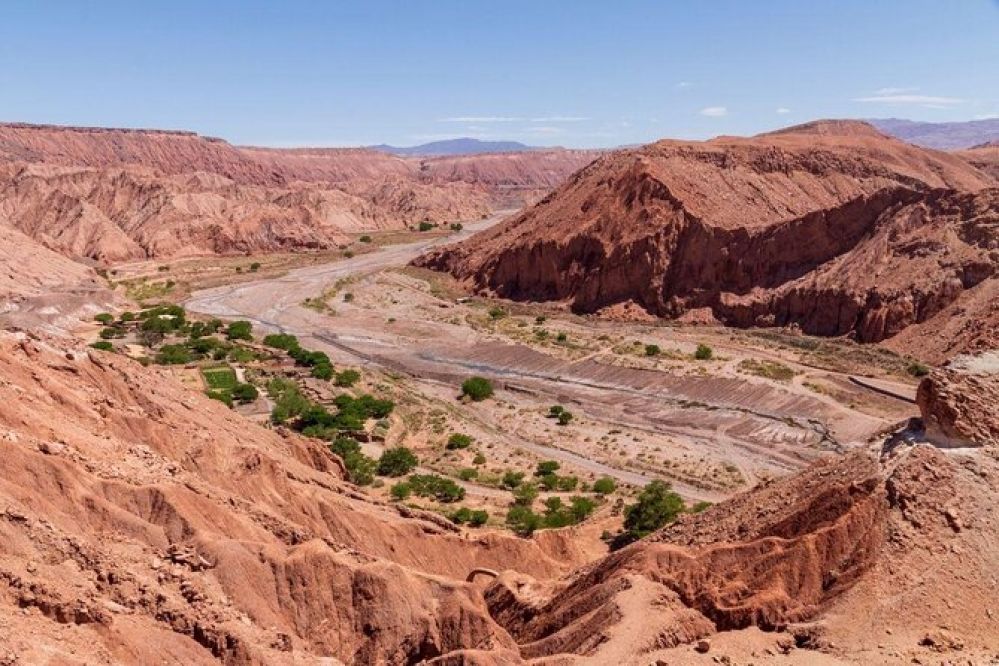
[370,138,536,156]
[869,118,999,150]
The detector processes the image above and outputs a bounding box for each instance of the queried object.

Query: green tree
[446,433,473,450]
[94,313,114,325]
[226,320,253,341]
[592,477,617,495]
[231,383,259,403]
[622,480,685,538]
[535,460,560,477]
[90,340,114,351]
[505,505,541,537]
[461,376,494,401]
[557,411,574,426]
[694,344,713,360]
[377,447,419,477]
[501,470,525,489]
[645,344,661,357]
[335,369,361,387]
[547,405,564,417]
[390,482,412,501]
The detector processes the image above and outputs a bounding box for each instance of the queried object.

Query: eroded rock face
[0,123,599,261]
[481,445,999,663]
[0,332,576,664]
[416,121,998,354]
[917,354,999,447]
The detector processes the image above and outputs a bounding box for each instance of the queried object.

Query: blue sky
[1,1,996,148]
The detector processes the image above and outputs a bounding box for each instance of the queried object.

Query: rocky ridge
[416,121,999,359]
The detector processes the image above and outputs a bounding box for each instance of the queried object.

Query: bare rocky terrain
[417,120,998,362]
[0,122,598,262]
[1,118,998,665]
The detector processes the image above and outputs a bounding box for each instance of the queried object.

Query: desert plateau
[1,3,997,665]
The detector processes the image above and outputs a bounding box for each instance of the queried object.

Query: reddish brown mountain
[416,120,998,358]
[0,122,596,261]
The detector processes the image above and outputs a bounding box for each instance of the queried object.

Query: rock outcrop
[416,121,998,357]
[917,353,999,447]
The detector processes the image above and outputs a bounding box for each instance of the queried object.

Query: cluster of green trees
[391,473,465,503]
[505,495,597,536]
[534,460,579,492]
[610,480,691,549]
[263,333,360,385]
[450,506,487,526]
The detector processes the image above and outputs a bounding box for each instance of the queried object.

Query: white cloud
[525,126,564,135]
[438,116,522,123]
[776,107,791,114]
[699,106,728,117]
[529,116,588,122]
[675,81,692,89]
[873,86,919,95]
[973,113,999,120]
[853,94,964,105]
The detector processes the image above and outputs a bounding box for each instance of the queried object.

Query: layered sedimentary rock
[417,121,998,355]
[917,354,999,447]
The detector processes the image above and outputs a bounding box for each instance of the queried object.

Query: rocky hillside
[416,121,998,358]
[0,122,596,261]
[2,330,995,664]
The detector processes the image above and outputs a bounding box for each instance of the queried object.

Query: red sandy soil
[1,329,996,664]
[416,120,998,361]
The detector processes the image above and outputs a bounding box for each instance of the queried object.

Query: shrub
[512,482,539,507]
[540,497,595,528]
[90,340,114,351]
[155,344,192,365]
[694,344,713,360]
[614,480,686,549]
[226,320,253,341]
[535,460,560,477]
[907,362,930,377]
[335,369,361,387]
[557,475,579,492]
[557,411,574,426]
[690,501,712,513]
[408,474,465,503]
[505,505,541,536]
[377,447,419,477]
[342,292,354,303]
[249,262,261,271]
[311,363,334,380]
[539,474,558,491]
[548,405,564,417]
[359,235,372,243]
[461,376,494,401]
[418,221,435,232]
[263,333,300,351]
[644,344,661,357]
[390,482,412,501]
[592,477,617,495]
[458,467,478,481]
[446,433,473,450]
[94,313,114,325]
[535,316,547,324]
[120,311,135,322]
[231,383,259,403]
[501,470,525,489]
[488,306,506,320]
[555,332,568,343]
[99,327,122,340]
[472,452,487,465]
[451,507,488,526]
[329,437,376,485]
